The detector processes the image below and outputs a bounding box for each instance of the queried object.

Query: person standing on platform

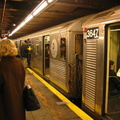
[0,39,26,120]
[27,40,32,68]
[20,40,28,68]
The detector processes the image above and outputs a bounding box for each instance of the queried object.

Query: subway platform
[25,68,93,120]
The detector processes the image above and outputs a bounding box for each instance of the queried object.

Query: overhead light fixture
[9,0,55,37]
[48,0,54,3]
[33,1,48,16]
[24,15,33,23]
[13,24,16,26]
[18,22,25,29]
[11,22,25,35]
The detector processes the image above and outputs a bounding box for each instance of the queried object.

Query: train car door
[43,35,50,77]
[75,34,83,98]
[106,23,120,119]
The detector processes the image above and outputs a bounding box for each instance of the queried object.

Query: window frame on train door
[43,35,50,76]
[104,22,120,114]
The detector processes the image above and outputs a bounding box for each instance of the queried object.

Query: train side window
[60,38,66,61]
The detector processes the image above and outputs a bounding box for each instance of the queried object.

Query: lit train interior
[106,23,120,119]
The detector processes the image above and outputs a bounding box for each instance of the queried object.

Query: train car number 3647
[87,27,99,39]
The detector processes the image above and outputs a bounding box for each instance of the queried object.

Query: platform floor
[25,69,92,120]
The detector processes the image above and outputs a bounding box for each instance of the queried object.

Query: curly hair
[0,39,18,56]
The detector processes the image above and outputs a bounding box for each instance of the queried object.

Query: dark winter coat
[109,69,120,91]
[20,44,28,58]
[0,56,26,120]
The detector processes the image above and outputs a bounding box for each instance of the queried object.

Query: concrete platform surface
[25,70,82,120]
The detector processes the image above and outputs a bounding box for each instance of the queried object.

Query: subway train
[14,5,120,120]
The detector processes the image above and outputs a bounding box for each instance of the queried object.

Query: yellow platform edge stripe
[27,68,93,120]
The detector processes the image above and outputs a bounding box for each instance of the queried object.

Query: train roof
[82,5,120,27]
[15,5,120,41]
[14,15,91,41]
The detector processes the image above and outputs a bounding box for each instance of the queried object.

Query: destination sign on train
[87,27,99,39]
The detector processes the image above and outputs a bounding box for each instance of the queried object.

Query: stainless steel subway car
[15,15,90,99]
[82,5,120,120]
[14,5,120,120]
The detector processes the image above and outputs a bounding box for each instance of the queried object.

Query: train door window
[75,34,83,98]
[35,45,39,54]
[75,34,83,57]
[106,23,120,115]
[43,35,50,76]
[35,40,40,54]
[60,38,66,61]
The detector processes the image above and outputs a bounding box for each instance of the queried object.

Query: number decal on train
[87,27,99,39]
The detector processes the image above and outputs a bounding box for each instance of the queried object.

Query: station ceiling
[0,0,120,39]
